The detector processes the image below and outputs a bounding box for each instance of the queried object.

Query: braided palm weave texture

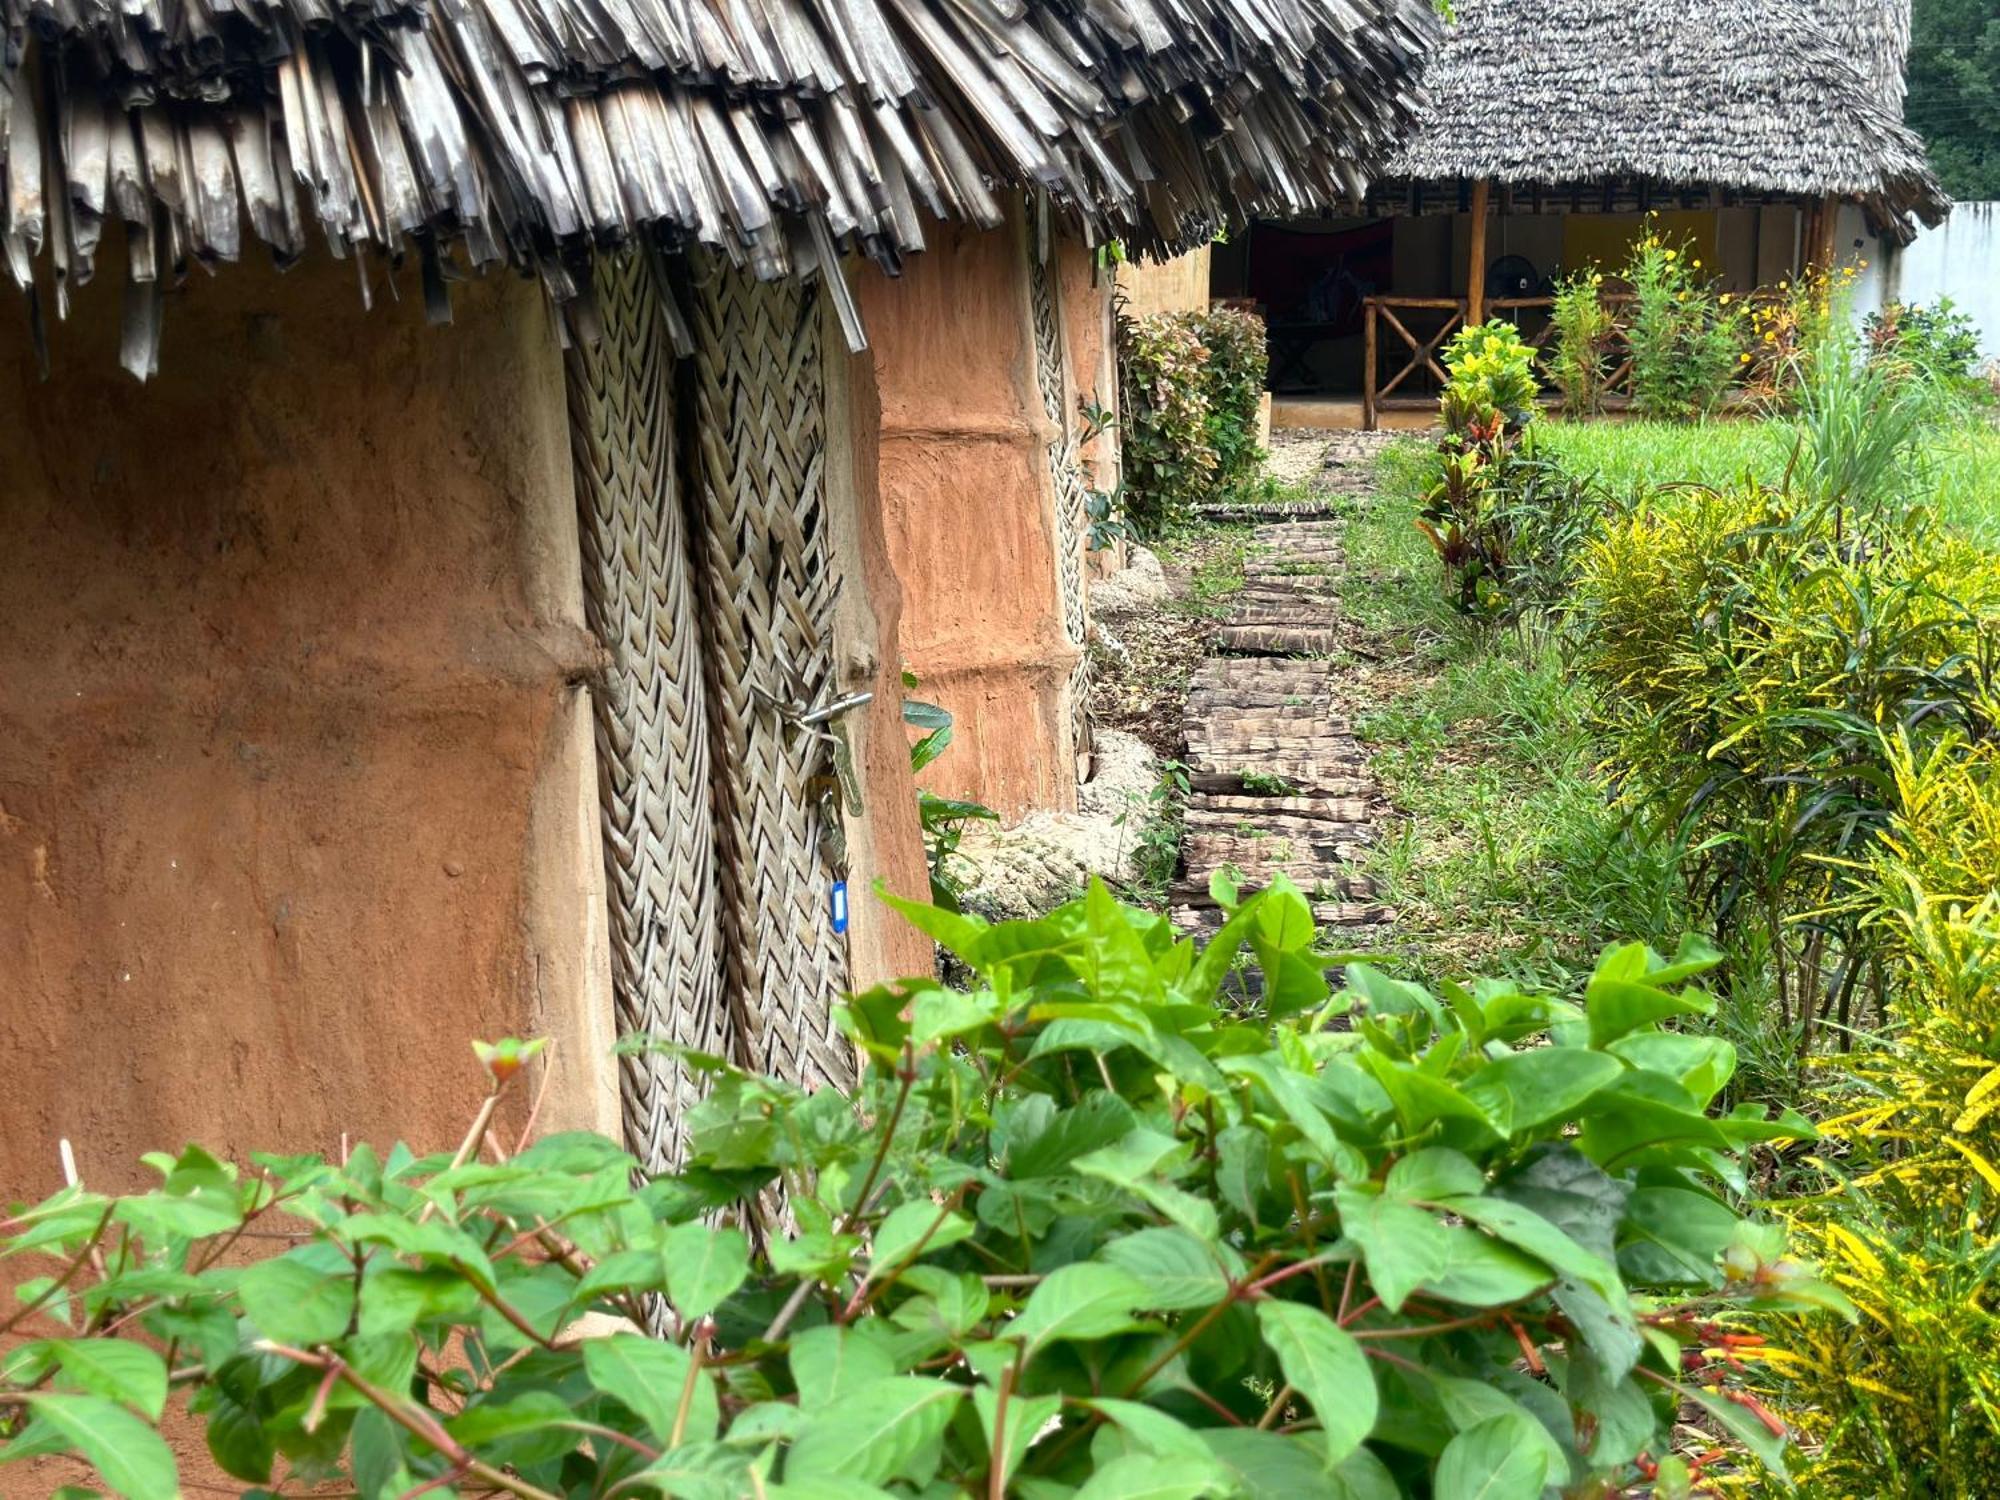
[1028,236,1093,765]
[564,252,730,1173]
[683,256,856,1094]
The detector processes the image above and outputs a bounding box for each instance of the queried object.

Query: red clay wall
[861,216,1083,820]
[0,256,621,1201]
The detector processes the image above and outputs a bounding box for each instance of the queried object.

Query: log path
[1171,433,1397,942]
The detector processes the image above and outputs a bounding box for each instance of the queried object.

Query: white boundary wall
[1841,201,2000,364]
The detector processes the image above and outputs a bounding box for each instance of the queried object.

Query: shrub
[1738,264,1854,409]
[1418,322,1597,622]
[1767,739,2000,1496]
[0,881,1842,1500]
[1195,307,1271,501]
[1117,311,1216,536]
[1572,479,2000,1061]
[1866,298,1989,398]
[1622,230,1744,421]
[1548,270,1613,416]
[1116,307,1269,536]
[1440,319,1539,432]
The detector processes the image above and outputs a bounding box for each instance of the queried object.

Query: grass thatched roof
[1385,0,1944,227]
[0,0,1433,369]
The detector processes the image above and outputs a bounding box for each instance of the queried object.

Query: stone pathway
[1170,433,1395,943]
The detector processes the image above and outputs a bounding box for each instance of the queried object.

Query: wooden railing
[1361,293,1646,429]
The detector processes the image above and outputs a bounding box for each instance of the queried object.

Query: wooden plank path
[1172,469,1392,946]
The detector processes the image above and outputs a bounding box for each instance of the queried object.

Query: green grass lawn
[1534,414,2000,544]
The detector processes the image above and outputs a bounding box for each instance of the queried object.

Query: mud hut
[1211,0,1946,420]
[0,0,1434,1190]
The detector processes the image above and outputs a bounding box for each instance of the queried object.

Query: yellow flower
[1663,248,1677,260]
[1720,293,1733,305]
[1693,259,1703,269]
[1765,331,1777,343]
[1739,353,1752,364]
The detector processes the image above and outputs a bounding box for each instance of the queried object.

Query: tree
[1905,0,2000,200]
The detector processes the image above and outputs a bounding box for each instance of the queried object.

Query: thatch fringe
[0,0,1434,370]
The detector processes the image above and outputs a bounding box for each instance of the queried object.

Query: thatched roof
[1384,0,1944,227]
[0,0,1433,369]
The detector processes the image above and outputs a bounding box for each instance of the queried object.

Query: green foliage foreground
[0,881,1846,1499]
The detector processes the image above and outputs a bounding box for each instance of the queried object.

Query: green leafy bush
[1866,298,1990,399]
[1440,319,1539,432]
[1572,477,2000,1063]
[1623,229,1744,421]
[1547,272,1613,417]
[0,881,1839,1499]
[1766,737,2000,1497]
[1417,321,1599,622]
[1116,307,1268,535]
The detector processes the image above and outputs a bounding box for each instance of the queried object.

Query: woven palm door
[565,252,730,1175]
[1027,220,1093,771]
[682,257,855,1095]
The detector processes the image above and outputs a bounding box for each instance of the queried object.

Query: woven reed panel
[1029,234,1093,762]
[565,252,730,1172]
[683,256,855,1093]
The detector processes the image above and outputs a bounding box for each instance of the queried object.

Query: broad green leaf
[1429,1376,1571,1485]
[583,1333,719,1444]
[1359,1055,1500,1142]
[1577,1074,1733,1169]
[1256,1301,1376,1466]
[1433,1412,1549,1499]
[1332,1187,1451,1312]
[47,1342,167,1420]
[1585,945,1717,1046]
[1420,1227,1555,1308]
[1084,1399,1214,1463]
[973,1384,1059,1489]
[789,1324,896,1409]
[446,1391,577,1467]
[349,1408,406,1500]
[1223,1055,1364,1179]
[662,1223,751,1321]
[1082,878,1167,1004]
[1075,1455,1229,1499]
[1438,1196,1626,1307]
[1010,1264,1155,1349]
[196,1379,273,1484]
[1100,1228,1238,1311]
[1215,1126,1270,1229]
[356,1265,482,1340]
[23,1394,177,1500]
[909,988,999,1047]
[877,887,988,967]
[615,1440,749,1498]
[1491,1145,1629,1261]
[235,1251,356,1346]
[784,1375,963,1484]
[1384,1149,1484,1202]
[1461,1049,1624,1135]
[894,1266,989,1337]
[1324,1444,1400,1500]
[1007,1095,1138,1179]
[1606,1032,1736,1106]
[1199,1428,1347,1499]
[1617,1187,1739,1285]
[866,1201,972,1283]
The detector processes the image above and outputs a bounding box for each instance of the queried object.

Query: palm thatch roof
[1384,0,1944,227]
[0,0,1433,369]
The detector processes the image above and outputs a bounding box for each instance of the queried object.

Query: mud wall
[861,215,1083,820]
[0,255,620,1201]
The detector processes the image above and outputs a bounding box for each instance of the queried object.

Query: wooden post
[1812,194,1840,272]
[1362,298,1378,431]
[1465,178,1491,327]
